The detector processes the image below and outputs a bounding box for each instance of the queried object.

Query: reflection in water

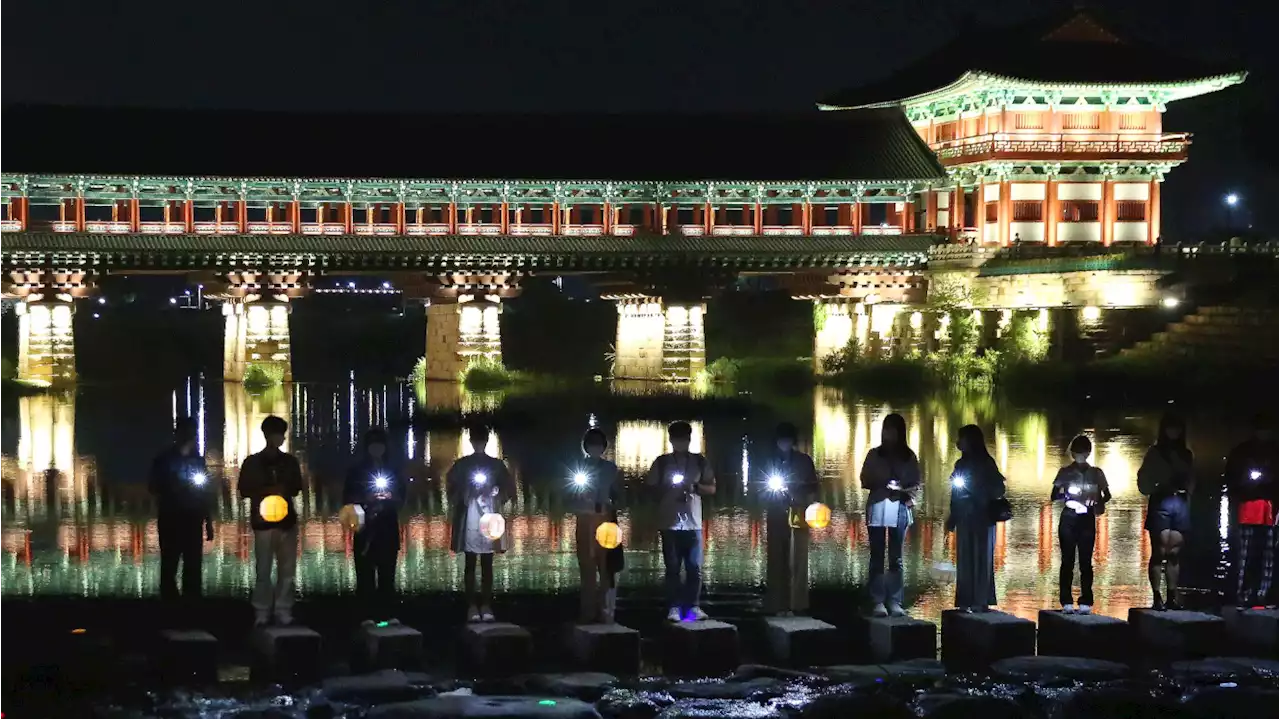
[0,381,1239,625]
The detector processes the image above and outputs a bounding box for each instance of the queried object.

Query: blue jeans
[661,529,703,611]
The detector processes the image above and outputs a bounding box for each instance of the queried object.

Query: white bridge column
[223,299,292,383]
[424,297,502,381]
[612,297,706,381]
[16,299,76,386]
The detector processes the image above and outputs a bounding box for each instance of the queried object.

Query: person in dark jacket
[1137,413,1194,610]
[569,428,623,624]
[343,428,406,621]
[149,417,213,601]
[762,422,820,616]
[446,423,516,623]
[946,424,1007,612]
[1050,435,1111,614]
[1225,413,1278,608]
[859,413,922,617]
[237,415,304,626]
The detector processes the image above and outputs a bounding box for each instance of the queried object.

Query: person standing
[150,417,214,602]
[1050,435,1112,614]
[859,413,921,617]
[238,415,304,627]
[763,422,819,617]
[946,424,1007,612]
[1225,414,1278,608]
[446,423,515,623]
[1137,413,1194,610]
[343,428,406,622]
[646,421,716,622]
[569,428,623,624]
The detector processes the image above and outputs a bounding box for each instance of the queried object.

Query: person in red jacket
[1225,414,1278,608]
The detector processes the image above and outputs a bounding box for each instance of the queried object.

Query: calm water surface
[1,379,1241,626]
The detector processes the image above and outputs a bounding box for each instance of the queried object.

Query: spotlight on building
[1161,296,1180,309]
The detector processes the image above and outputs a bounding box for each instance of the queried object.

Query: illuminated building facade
[820,9,1245,246]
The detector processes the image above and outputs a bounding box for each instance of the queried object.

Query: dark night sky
[3,0,1275,236]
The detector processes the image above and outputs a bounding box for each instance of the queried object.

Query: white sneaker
[872,603,888,618]
[888,603,906,617]
[666,607,682,622]
[688,606,710,621]
[1077,604,1092,615]
[1062,604,1076,614]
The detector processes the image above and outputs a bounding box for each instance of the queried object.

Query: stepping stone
[566,623,641,676]
[991,655,1129,682]
[1128,608,1224,661]
[1221,608,1278,658]
[523,672,618,701]
[853,615,937,663]
[662,620,739,677]
[940,610,1035,673]
[251,625,323,681]
[353,622,423,671]
[458,622,532,676]
[1169,656,1280,683]
[366,694,599,718]
[762,616,841,666]
[1037,610,1129,662]
[158,629,218,682]
[320,669,434,704]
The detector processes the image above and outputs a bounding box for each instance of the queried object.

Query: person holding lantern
[446,423,516,623]
[1050,435,1111,614]
[149,416,214,603]
[646,421,716,622]
[569,428,623,624]
[237,415,304,627]
[859,413,921,618]
[343,428,407,623]
[1224,413,1278,609]
[762,422,820,616]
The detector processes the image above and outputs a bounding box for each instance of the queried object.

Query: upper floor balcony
[930,133,1191,166]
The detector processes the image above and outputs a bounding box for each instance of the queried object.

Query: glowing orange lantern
[259,495,289,523]
[479,512,506,541]
[595,521,622,549]
[339,504,365,532]
[804,502,831,529]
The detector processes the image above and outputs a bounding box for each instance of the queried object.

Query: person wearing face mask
[1137,413,1194,610]
[570,428,623,624]
[762,422,820,617]
[343,428,407,623]
[1050,435,1112,614]
[859,413,921,618]
[1224,413,1278,609]
[946,424,1007,613]
[446,423,516,623]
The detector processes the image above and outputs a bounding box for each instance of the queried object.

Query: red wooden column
[925,191,938,232]
[129,198,141,232]
[903,197,916,233]
[703,201,713,235]
[75,197,86,232]
[344,201,354,234]
[238,199,248,233]
[998,180,1010,246]
[552,201,561,234]
[852,201,863,235]
[659,204,669,235]
[290,199,301,233]
[603,202,612,234]
[953,186,965,232]
[184,199,195,232]
[975,180,985,242]
[500,201,510,234]
[368,203,376,232]
[1147,178,1160,245]
[397,202,407,234]
[753,201,763,234]
[448,201,458,234]
[1044,178,1058,246]
[1100,177,1114,246]
[802,200,812,235]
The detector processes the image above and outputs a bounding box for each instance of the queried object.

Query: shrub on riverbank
[703,357,813,390]
[243,363,285,390]
[461,355,518,391]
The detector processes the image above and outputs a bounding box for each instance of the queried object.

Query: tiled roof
[1,232,936,257]
[2,107,945,183]
[820,8,1243,108]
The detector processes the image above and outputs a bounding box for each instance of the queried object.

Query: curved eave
[820,70,1249,112]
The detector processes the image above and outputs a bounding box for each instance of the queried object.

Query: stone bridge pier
[4,267,96,386]
[791,264,929,372]
[418,273,520,382]
[209,270,307,383]
[608,296,707,382]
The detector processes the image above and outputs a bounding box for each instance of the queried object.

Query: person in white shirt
[646,421,716,622]
[858,413,921,617]
[446,423,516,623]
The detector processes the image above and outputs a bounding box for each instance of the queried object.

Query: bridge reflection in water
[2,380,1216,624]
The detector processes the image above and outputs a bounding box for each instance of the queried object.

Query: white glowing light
[1161,296,1180,309]
[373,474,389,490]
[1081,306,1102,322]
[1250,470,1262,481]
[766,474,785,492]
[191,471,207,486]
[473,472,487,486]
[671,473,685,486]
[1225,193,1239,207]
[573,472,588,487]
[951,476,966,489]
[1067,484,1081,496]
